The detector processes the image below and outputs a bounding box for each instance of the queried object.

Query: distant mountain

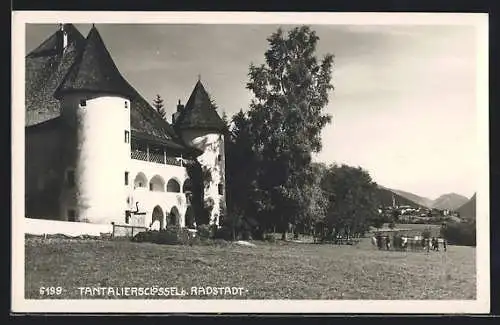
[376,186,470,211]
[456,193,476,220]
[375,186,427,209]
[431,193,469,211]
[391,189,434,208]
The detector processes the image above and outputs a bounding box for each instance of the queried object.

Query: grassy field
[25,235,476,300]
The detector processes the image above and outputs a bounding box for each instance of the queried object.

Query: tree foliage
[152,94,167,120]
[185,160,210,226]
[320,164,379,237]
[244,26,334,238]
[223,110,263,238]
[441,220,476,246]
[219,26,386,242]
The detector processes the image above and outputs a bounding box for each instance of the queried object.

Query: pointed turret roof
[55,25,132,98]
[174,80,226,132]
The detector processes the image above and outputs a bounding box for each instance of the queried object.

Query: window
[125,211,131,224]
[124,101,128,109]
[125,130,130,143]
[67,170,75,187]
[218,183,224,195]
[149,183,153,191]
[68,209,76,222]
[79,99,86,107]
[217,154,222,162]
[125,171,129,185]
[166,179,180,193]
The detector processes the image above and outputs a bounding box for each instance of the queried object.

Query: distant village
[379,193,463,225]
[381,205,461,224]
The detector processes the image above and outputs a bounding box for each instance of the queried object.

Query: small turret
[176,79,227,226]
[173,80,226,133]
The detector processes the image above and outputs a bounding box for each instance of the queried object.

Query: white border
[11,11,490,314]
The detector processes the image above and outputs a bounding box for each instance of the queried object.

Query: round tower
[55,25,131,224]
[175,80,227,226]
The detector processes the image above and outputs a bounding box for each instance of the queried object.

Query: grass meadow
[25,232,476,300]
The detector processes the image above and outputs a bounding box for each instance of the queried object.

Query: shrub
[209,224,218,238]
[197,224,212,239]
[441,221,476,246]
[264,233,276,242]
[131,230,155,243]
[214,225,233,240]
[131,226,195,245]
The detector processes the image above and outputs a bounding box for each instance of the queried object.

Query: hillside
[431,193,469,211]
[456,193,476,220]
[390,189,434,208]
[375,186,426,208]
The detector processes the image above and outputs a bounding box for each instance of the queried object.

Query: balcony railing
[131,150,148,161]
[149,151,164,164]
[131,150,182,166]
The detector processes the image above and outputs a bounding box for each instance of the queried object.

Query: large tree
[245,26,334,240]
[224,110,265,239]
[320,164,379,238]
[295,162,328,236]
[152,94,167,120]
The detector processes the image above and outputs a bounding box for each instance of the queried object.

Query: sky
[25,23,479,200]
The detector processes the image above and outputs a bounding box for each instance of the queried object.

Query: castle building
[25,24,227,229]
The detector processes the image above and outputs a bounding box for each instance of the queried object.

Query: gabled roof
[25,24,86,126]
[27,24,86,59]
[174,80,226,132]
[55,25,132,98]
[25,24,188,150]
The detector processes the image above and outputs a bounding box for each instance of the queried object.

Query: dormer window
[79,99,87,107]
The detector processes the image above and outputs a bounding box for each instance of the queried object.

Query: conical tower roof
[55,25,132,98]
[174,80,226,132]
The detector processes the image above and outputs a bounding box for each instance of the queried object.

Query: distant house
[25,24,227,229]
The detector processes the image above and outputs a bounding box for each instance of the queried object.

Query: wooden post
[146,145,150,161]
[180,154,183,167]
[163,149,166,164]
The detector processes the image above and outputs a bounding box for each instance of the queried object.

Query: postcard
[11,11,489,314]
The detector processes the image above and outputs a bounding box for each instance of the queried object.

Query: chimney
[177,99,184,112]
[172,99,184,124]
[58,23,69,52]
